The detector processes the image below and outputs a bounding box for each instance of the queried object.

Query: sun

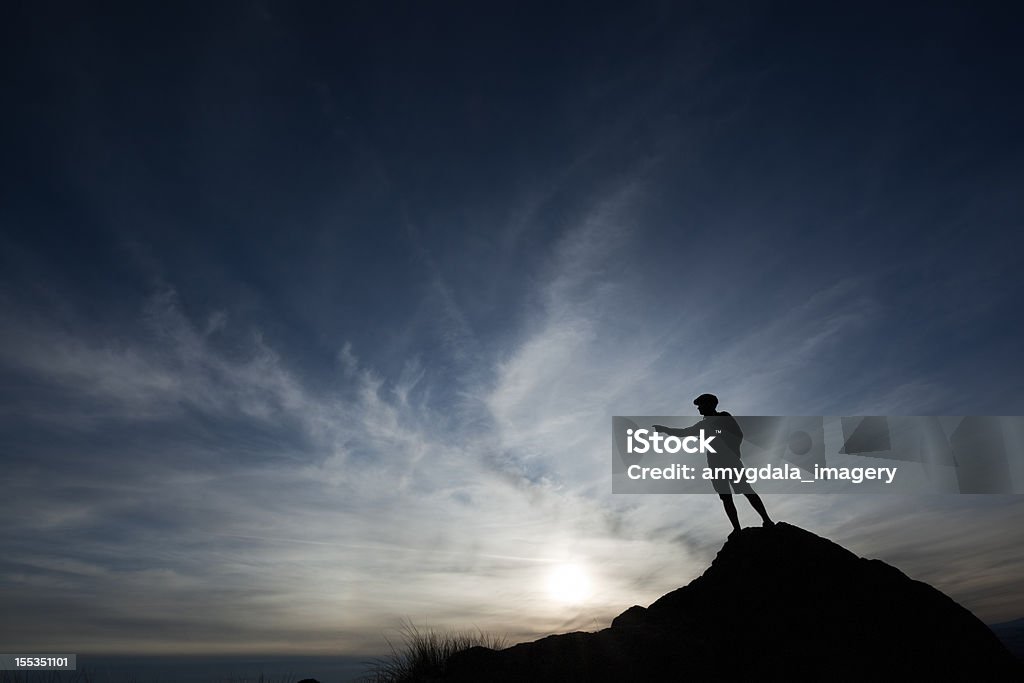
[546,563,593,604]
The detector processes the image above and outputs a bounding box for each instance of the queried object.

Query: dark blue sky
[2,1,1023,655]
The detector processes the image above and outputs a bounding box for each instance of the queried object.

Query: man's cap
[694,393,719,407]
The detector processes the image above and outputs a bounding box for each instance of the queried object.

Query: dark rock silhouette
[444,523,1020,681]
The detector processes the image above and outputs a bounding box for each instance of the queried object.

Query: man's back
[705,411,743,463]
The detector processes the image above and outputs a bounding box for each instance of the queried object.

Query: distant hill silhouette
[444,523,1020,681]
[990,617,1024,660]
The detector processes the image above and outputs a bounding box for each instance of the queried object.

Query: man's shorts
[707,455,755,495]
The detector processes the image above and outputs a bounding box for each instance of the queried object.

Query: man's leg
[719,494,741,533]
[743,492,774,526]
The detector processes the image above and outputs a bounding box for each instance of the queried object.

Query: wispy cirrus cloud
[0,273,713,652]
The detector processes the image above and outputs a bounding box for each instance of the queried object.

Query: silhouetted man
[653,393,774,535]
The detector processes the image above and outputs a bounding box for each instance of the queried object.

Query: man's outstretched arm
[650,423,702,438]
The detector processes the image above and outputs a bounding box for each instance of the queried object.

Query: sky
[2,1,1023,657]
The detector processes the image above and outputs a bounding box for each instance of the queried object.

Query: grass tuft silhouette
[363,619,507,683]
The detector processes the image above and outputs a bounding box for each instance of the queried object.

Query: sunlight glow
[546,563,593,604]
